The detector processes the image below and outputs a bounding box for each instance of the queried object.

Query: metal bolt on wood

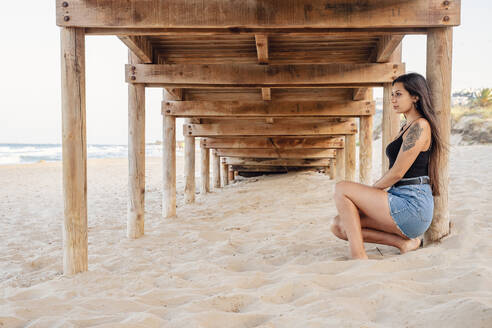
[62,2,69,7]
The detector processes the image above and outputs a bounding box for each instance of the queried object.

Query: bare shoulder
[401,118,430,151]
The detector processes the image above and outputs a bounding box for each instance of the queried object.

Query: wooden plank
[163,115,176,218]
[212,149,221,188]
[255,34,269,65]
[232,165,289,172]
[184,119,195,204]
[184,88,353,101]
[61,27,88,275]
[224,158,331,166]
[200,144,210,194]
[118,36,153,63]
[345,134,356,181]
[163,88,184,101]
[184,120,357,137]
[353,88,368,101]
[369,35,404,63]
[127,63,405,86]
[57,0,461,28]
[163,100,374,117]
[216,149,336,159]
[201,137,344,149]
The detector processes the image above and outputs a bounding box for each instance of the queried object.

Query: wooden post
[382,44,403,175]
[184,118,196,203]
[212,150,221,189]
[163,115,176,218]
[228,167,235,182]
[200,140,210,194]
[359,89,373,185]
[329,159,336,180]
[345,134,356,181]
[221,159,229,186]
[335,147,345,182]
[127,52,145,239]
[425,27,453,243]
[61,27,88,275]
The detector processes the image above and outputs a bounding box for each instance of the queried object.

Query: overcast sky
[0,1,491,145]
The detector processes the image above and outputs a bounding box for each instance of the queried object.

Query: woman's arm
[372,118,431,190]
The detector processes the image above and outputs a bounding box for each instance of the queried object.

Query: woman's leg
[330,215,421,254]
[333,180,417,259]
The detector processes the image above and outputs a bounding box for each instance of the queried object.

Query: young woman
[330,73,447,259]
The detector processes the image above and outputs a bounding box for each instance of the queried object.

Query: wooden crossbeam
[184,88,353,101]
[118,36,153,63]
[201,137,344,149]
[369,35,405,63]
[216,149,336,159]
[225,158,332,166]
[57,0,460,29]
[262,88,271,100]
[126,63,405,87]
[163,100,374,117]
[163,88,184,101]
[232,165,290,172]
[184,120,357,137]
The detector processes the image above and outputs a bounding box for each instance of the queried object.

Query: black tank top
[385,120,432,178]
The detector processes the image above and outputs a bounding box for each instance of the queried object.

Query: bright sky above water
[0,2,491,145]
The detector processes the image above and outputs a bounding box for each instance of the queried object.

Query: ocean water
[0,143,179,165]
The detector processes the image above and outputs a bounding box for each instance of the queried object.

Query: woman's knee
[334,181,349,199]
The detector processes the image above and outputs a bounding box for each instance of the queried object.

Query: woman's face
[391,82,418,114]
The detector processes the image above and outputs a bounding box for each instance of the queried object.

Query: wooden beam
[118,36,153,63]
[261,88,271,101]
[163,115,176,218]
[126,63,405,87]
[255,34,269,65]
[335,147,345,182]
[127,52,145,239]
[200,143,210,194]
[184,120,357,137]
[345,134,356,181]
[201,137,344,149]
[353,88,368,101]
[216,149,336,159]
[224,158,331,166]
[61,27,87,275]
[212,150,221,189]
[163,100,375,117]
[369,35,404,63]
[163,88,184,101]
[184,119,195,204]
[425,27,453,243]
[232,165,289,173]
[185,88,353,101]
[57,0,461,28]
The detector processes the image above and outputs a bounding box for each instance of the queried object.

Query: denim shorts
[387,177,434,239]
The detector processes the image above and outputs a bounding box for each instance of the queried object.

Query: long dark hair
[392,73,449,196]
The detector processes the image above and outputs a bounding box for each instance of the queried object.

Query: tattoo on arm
[402,123,423,152]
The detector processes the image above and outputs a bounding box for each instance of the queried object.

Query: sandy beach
[1,139,492,327]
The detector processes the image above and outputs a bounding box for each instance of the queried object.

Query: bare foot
[399,238,422,254]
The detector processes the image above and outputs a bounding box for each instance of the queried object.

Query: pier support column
[382,44,403,175]
[359,89,374,185]
[212,150,221,189]
[335,147,345,182]
[163,115,176,218]
[184,119,196,204]
[200,141,210,194]
[221,158,229,187]
[329,159,336,180]
[127,52,145,239]
[345,134,356,182]
[61,27,88,275]
[425,27,453,243]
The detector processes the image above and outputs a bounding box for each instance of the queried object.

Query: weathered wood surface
[232,165,289,173]
[184,120,357,137]
[221,161,229,186]
[119,36,153,63]
[255,34,269,64]
[127,52,145,239]
[201,137,344,149]
[200,143,210,194]
[212,149,221,188]
[127,63,404,87]
[335,147,345,182]
[163,115,176,217]
[61,27,88,275]
[345,134,356,181]
[216,149,336,159]
[184,88,354,101]
[224,158,332,167]
[184,118,195,204]
[425,27,452,243]
[369,35,404,63]
[163,100,374,117]
[359,89,373,185]
[57,0,460,28]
